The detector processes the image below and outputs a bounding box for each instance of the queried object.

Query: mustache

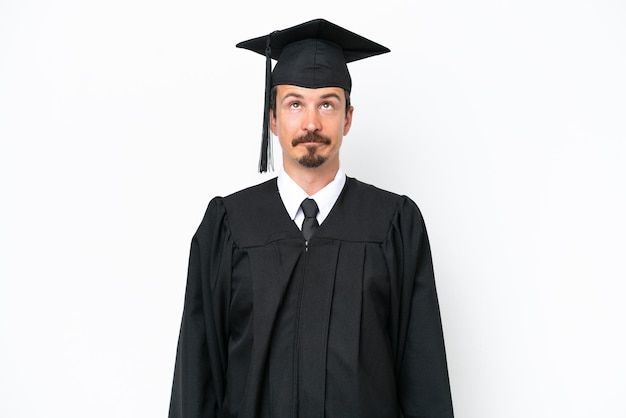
[291,132,331,147]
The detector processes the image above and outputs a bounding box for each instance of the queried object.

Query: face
[270,85,353,173]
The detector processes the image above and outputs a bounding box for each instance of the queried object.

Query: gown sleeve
[169,198,232,418]
[384,196,454,418]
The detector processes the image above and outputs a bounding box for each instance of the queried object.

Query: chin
[297,155,327,168]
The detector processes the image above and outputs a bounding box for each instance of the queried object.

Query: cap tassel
[259,34,274,173]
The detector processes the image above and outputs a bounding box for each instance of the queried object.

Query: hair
[269,86,351,116]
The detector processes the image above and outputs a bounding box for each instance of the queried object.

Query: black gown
[169,177,454,418]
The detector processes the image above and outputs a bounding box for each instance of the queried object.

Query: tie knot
[301,198,319,219]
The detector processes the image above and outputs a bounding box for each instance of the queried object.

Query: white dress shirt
[277,167,346,230]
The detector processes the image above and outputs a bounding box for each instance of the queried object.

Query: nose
[302,108,321,132]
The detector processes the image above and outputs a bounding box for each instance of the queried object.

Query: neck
[283,159,339,196]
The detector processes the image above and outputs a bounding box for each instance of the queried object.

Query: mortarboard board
[236,18,390,172]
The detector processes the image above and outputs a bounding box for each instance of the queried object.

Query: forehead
[276,85,346,102]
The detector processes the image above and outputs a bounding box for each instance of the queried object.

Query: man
[169,18,454,418]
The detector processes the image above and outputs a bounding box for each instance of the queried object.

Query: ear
[343,106,354,136]
[270,110,278,135]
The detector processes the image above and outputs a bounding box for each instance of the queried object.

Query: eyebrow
[320,92,342,101]
[281,92,305,102]
[281,92,342,103]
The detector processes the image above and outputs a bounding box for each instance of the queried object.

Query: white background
[1,1,625,417]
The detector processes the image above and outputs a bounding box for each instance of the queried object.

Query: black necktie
[301,198,319,242]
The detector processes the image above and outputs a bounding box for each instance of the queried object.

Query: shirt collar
[277,167,346,225]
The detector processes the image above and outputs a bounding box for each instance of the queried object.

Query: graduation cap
[236,18,390,172]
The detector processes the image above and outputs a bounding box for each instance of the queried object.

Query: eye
[320,102,334,110]
[289,102,301,109]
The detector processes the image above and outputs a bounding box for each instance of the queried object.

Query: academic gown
[169,177,454,418]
